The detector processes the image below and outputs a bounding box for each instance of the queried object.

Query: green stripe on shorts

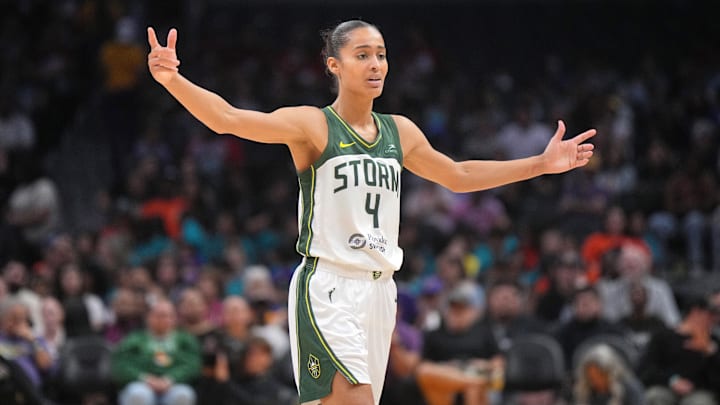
[295,257,358,402]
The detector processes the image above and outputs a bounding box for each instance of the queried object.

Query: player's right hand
[147,27,180,85]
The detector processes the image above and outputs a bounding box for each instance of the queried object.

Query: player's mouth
[368,78,383,87]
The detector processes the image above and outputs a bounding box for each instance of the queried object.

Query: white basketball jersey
[295,106,404,273]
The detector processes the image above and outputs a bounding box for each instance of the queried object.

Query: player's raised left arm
[396,115,596,193]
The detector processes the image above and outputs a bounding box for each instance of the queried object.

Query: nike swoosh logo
[339,141,356,148]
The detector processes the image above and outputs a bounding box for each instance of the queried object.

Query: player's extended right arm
[147,27,307,144]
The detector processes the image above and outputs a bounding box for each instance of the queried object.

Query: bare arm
[147,27,314,145]
[397,115,596,193]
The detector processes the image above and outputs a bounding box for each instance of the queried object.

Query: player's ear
[327,56,340,76]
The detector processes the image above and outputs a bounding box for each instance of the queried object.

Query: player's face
[331,27,388,98]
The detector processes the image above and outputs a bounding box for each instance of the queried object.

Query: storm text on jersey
[332,158,400,197]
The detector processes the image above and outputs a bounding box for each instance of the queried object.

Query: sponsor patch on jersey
[348,233,367,249]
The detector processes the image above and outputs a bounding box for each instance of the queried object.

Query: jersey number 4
[365,193,380,228]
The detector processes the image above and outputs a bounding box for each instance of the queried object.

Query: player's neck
[331,95,374,127]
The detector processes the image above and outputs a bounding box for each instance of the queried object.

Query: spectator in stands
[495,99,553,161]
[209,335,297,405]
[99,15,145,178]
[111,298,200,405]
[154,254,184,303]
[557,167,609,239]
[652,158,718,276]
[598,244,680,327]
[6,153,62,254]
[3,260,44,335]
[196,269,224,327]
[581,205,650,283]
[416,276,445,332]
[435,250,470,294]
[533,249,587,325]
[56,262,108,337]
[195,296,266,403]
[450,189,509,239]
[40,296,65,362]
[422,280,501,404]
[402,182,457,244]
[637,138,676,229]
[619,281,666,350]
[37,233,78,281]
[423,280,497,362]
[124,265,162,305]
[639,295,720,405]
[593,143,637,205]
[627,210,667,272]
[177,287,214,339]
[0,298,53,389]
[554,286,626,367]
[484,280,547,351]
[243,265,289,361]
[572,343,645,405]
[105,287,146,344]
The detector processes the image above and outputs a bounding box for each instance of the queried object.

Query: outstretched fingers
[552,120,566,141]
[167,28,177,50]
[573,128,597,144]
[147,27,160,49]
[147,27,178,50]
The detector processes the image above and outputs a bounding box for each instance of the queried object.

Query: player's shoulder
[386,113,416,127]
[272,105,327,129]
[387,113,422,137]
[274,105,325,117]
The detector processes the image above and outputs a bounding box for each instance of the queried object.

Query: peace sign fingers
[147,27,180,85]
[147,27,178,50]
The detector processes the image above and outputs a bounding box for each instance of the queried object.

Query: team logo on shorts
[348,233,366,249]
[372,271,382,280]
[308,354,321,379]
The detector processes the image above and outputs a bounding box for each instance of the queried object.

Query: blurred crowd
[0,1,720,405]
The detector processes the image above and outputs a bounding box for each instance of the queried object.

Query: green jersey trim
[302,257,358,383]
[296,165,316,256]
[327,106,383,149]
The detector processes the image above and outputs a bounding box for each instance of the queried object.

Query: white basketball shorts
[288,256,397,405]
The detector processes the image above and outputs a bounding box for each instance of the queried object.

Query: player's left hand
[541,120,596,174]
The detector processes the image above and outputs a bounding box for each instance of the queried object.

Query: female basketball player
[147,20,596,405]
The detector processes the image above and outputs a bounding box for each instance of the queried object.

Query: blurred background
[0,0,719,404]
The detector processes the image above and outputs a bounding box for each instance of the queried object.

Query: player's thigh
[320,371,374,405]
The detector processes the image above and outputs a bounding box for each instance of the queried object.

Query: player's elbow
[445,165,477,193]
[442,176,470,193]
[443,173,491,193]
[205,108,237,135]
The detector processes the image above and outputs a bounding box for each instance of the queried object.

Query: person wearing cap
[421,280,501,405]
[483,280,547,352]
[416,276,445,332]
